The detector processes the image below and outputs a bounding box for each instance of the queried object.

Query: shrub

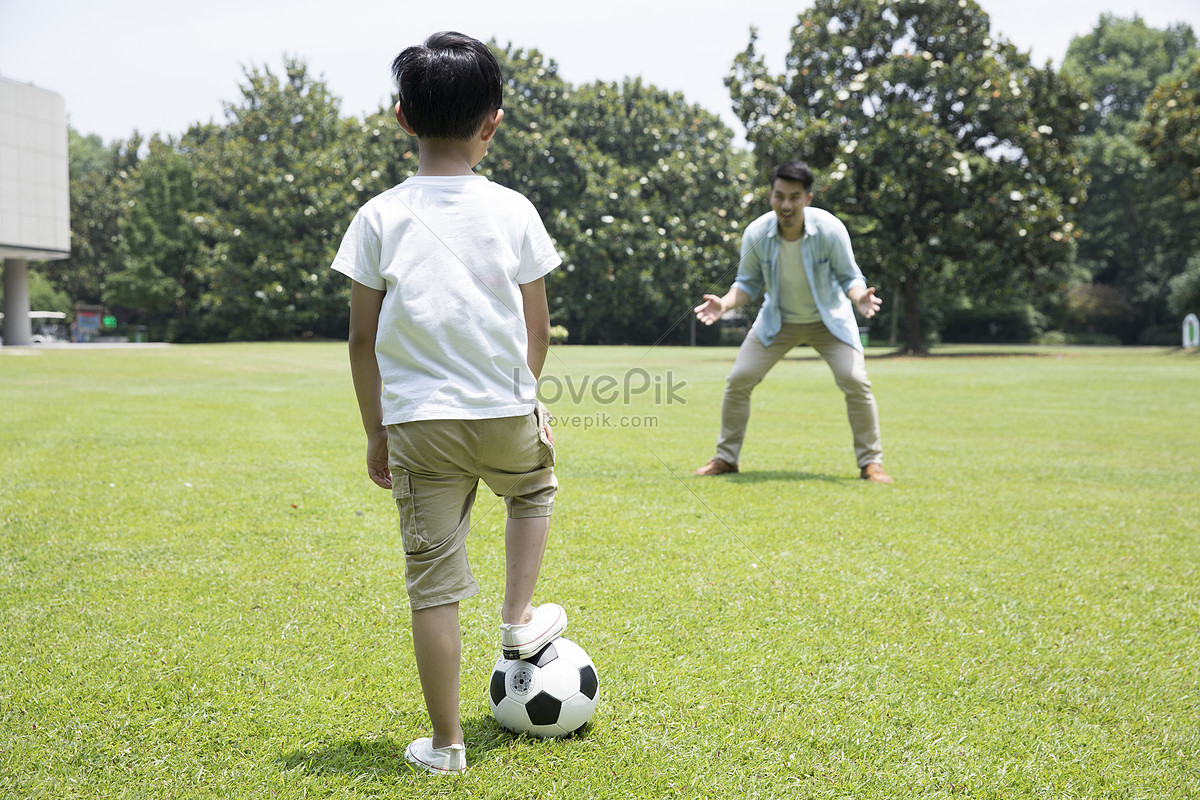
[1167,255,1200,318]
[1063,284,1135,336]
[940,303,1047,344]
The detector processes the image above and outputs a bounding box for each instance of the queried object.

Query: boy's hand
[366,429,392,490]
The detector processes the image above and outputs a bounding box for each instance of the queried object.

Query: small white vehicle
[0,310,70,344]
[30,311,69,343]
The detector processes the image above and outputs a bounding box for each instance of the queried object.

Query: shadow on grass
[726,469,853,485]
[778,348,1060,361]
[279,714,512,779]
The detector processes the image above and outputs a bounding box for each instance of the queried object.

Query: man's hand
[694,294,726,326]
[852,286,883,319]
[366,429,392,490]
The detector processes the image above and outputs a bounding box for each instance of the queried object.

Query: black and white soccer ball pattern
[489,636,599,738]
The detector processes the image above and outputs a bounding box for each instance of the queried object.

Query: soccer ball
[489,636,599,738]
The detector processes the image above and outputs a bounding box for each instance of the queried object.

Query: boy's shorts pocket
[535,402,556,467]
[391,470,429,554]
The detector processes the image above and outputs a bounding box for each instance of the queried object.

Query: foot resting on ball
[500,603,567,660]
[405,737,466,776]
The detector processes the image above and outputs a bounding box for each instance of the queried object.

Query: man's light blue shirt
[732,206,868,351]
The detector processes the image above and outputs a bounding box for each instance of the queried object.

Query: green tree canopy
[1139,55,1200,200]
[728,0,1086,353]
[1065,14,1196,136]
[1063,16,1199,341]
[40,130,140,306]
[1167,254,1200,318]
[0,268,71,315]
[103,136,205,339]
[173,57,360,341]
[483,46,750,345]
[60,48,747,345]
[65,59,364,342]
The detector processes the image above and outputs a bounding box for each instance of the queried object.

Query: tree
[1167,254,1200,318]
[549,79,751,345]
[38,130,140,305]
[0,268,71,314]
[483,46,751,345]
[1063,16,1199,342]
[1139,56,1200,200]
[1067,15,1195,135]
[62,46,751,346]
[728,0,1086,354]
[103,136,206,339]
[335,44,751,346]
[176,57,360,341]
[485,45,591,222]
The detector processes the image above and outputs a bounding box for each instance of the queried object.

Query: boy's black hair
[769,160,815,191]
[391,31,503,141]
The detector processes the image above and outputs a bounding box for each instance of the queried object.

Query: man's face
[769,178,813,240]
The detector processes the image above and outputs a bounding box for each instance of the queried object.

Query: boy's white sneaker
[500,603,567,660]
[404,738,466,776]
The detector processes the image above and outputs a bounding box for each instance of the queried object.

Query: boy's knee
[507,486,555,518]
[405,544,479,611]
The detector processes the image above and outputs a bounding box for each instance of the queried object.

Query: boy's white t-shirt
[331,175,561,425]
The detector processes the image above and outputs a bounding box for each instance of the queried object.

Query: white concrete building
[1,75,70,346]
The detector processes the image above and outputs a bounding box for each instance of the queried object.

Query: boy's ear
[479,108,504,143]
[395,102,417,135]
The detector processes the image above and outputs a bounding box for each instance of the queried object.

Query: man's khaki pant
[715,322,882,469]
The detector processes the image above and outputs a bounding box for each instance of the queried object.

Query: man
[693,159,893,483]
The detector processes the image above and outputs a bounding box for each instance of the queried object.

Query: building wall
[0,75,70,260]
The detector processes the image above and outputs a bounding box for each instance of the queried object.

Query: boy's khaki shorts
[387,407,557,610]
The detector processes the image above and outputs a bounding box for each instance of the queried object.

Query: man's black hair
[391,31,503,141]
[769,160,815,191]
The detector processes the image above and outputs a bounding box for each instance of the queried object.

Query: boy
[331,31,566,775]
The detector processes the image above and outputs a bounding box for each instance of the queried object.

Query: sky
[2,0,1199,145]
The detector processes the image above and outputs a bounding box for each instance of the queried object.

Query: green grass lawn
[2,342,1198,799]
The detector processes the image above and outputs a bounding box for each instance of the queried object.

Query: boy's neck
[414,139,481,177]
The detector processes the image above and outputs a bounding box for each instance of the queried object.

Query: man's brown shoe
[860,463,893,484]
[694,457,738,476]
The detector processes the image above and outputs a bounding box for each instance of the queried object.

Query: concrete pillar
[2,258,32,346]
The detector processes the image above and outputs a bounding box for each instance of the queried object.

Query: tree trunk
[898,275,929,356]
[889,284,900,347]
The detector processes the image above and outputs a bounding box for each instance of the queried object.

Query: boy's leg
[387,419,483,755]
[501,514,551,626]
[411,601,463,748]
[476,412,564,656]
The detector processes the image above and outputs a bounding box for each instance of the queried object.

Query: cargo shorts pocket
[535,402,556,467]
[391,471,429,554]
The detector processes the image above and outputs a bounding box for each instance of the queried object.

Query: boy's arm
[348,280,392,490]
[520,277,550,379]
